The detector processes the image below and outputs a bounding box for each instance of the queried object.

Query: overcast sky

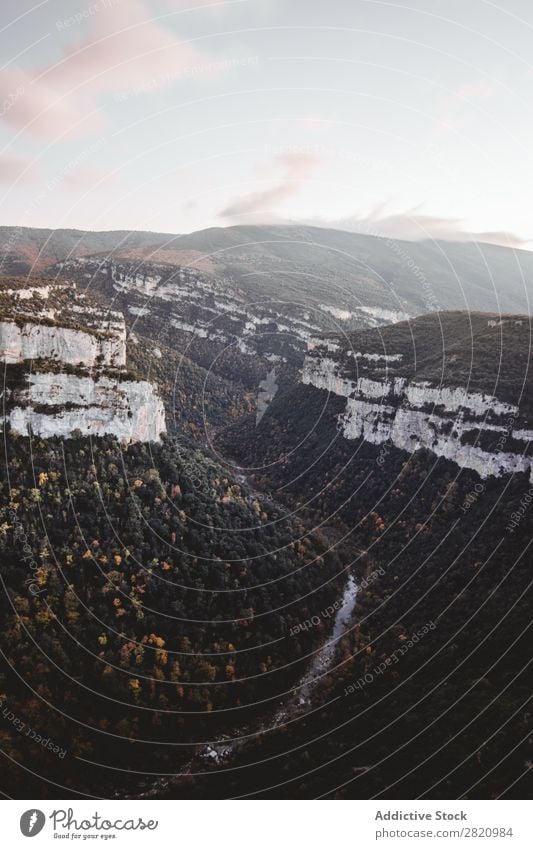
[0,0,532,244]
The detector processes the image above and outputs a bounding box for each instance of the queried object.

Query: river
[132,568,359,797]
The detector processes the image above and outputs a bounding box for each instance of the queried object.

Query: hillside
[0,227,175,275]
[2,223,533,316]
[0,276,165,442]
[0,270,352,798]
[219,312,533,496]
[37,225,531,448]
[320,310,533,405]
[0,433,345,798]
[174,225,533,316]
[167,452,532,800]
[203,310,533,799]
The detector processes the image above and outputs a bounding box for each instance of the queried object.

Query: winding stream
[132,570,359,797]
[287,573,358,711]
[132,464,360,797]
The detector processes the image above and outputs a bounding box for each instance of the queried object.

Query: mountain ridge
[2,222,533,315]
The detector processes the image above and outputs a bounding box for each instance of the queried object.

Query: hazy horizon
[1,1,532,248]
[2,218,533,253]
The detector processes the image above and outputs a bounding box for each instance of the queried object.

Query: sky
[0,0,532,245]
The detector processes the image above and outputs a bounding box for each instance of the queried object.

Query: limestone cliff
[0,277,165,442]
[302,311,533,480]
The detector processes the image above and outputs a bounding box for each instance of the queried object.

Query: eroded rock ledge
[0,277,165,442]
[301,312,533,481]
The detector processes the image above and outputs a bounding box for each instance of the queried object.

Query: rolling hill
[1,223,533,315]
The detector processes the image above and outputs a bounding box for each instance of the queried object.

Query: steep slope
[0,226,175,275]
[0,277,165,441]
[46,227,533,441]
[107,224,533,315]
[4,223,533,315]
[222,311,533,491]
[302,312,533,480]
[194,310,533,800]
[0,273,350,800]
[0,433,345,798]
[53,254,384,441]
[168,451,532,800]
[0,256,531,799]
[4,223,528,446]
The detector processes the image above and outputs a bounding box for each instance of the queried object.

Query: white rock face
[7,374,166,442]
[319,304,355,320]
[302,356,518,416]
[2,284,51,300]
[340,399,531,479]
[350,351,403,363]
[170,318,209,339]
[358,306,410,323]
[403,381,517,417]
[302,355,532,480]
[307,338,341,352]
[1,289,165,443]
[0,320,126,367]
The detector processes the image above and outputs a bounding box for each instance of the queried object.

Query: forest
[0,430,344,797]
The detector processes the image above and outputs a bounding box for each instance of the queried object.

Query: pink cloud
[62,163,116,191]
[154,0,229,8]
[0,154,40,185]
[327,207,531,248]
[220,151,321,219]
[0,0,213,140]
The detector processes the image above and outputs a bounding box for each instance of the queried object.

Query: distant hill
[1,223,533,315]
[0,226,175,274]
[146,224,533,315]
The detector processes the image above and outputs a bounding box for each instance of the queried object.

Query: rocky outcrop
[7,374,165,442]
[0,277,165,442]
[301,324,533,481]
[339,398,532,479]
[57,256,406,371]
[0,320,125,367]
